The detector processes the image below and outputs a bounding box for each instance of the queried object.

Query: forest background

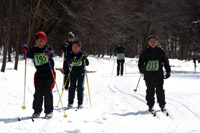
[1,0,200,72]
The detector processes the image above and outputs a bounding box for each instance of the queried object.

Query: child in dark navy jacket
[114,41,126,76]
[65,40,89,109]
[62,32,75,90]
[22,31,55,118]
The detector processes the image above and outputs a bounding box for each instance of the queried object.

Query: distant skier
[114,41,126,76]
[138,35,171,112]
[62,32,75,90]
[193,57,197,72]
[22,31,55,119]
[65,40,89,109]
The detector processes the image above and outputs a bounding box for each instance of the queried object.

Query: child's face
[148,38,159,48]
[72,43,81,54]
[117,44,121,47]
[68,38,74,42]
[36,39,46,48]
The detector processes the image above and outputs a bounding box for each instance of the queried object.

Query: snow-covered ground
[0,55,200,133]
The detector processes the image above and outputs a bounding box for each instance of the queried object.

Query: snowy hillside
[0,55,200,133]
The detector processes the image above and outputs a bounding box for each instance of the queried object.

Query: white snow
[0,55,200,133]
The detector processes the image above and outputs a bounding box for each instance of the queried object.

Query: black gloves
[139,68,145,74]
[82,56,87,61]
[164,72,170,79]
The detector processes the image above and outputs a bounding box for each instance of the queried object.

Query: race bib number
[117,53,125,60]
[34,53,48,66]
[70,59,82,67]
[146,60,159,71]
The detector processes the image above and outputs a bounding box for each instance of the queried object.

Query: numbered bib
[34,53,48,66]
[70,59,82,67]
[146,60,159,71]
[117,53,125,60]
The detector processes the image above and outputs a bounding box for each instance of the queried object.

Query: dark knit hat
[117,41,123,45]
[35,31,47,42]
[147,35,158,41]
[68,32,75,39]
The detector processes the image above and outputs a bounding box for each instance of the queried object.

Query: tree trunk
[1,0,12,72]
[27,0,42,46]
[14,26,20,70]
[1,24,8,72]
[8,39,11,62]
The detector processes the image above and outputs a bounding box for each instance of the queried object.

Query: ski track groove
[167,97,200,120]
[106,76,147,113]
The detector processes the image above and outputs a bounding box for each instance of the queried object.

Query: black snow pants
[33,71,55,114]
[144,75,166,108]
[63,61,70,90]
[117,60,125,76]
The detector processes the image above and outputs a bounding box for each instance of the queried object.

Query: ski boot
[77,104,83,110]
[45,112,53,119]
[32,112,40,118]
[67,104,73,109]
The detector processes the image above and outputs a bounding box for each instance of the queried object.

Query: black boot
[148,105,154,112]
[160,105,166,112]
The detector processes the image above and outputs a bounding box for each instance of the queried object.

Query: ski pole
[124,62,127,76]
[56,56,76,108]
[46,51,67,118]
[84,59,92,107]
[21,51,27,110]
[111,57,115,76]
[134,74,142,92]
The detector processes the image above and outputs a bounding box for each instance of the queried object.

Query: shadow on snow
[112,110,149,117]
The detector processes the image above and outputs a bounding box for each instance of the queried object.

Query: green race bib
[146,60,159,71]
[70,59,82,67]
[117,53,125,60]
[34,53,48,66]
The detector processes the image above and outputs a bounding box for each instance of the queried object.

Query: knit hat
[147,35,158,41]
[35,31,47,42]
[68,32,75,39]
[117,41,123,45]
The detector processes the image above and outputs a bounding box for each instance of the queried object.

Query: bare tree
[1,0,12,72]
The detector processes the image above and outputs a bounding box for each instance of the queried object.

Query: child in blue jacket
[65,40,89,109]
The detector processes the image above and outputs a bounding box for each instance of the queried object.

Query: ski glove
[22,44,28,52]
[164,72,170,79]
[45,50,51,56]
[44,46,51,56]
[139,68,145,74]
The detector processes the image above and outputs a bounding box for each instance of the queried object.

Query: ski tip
[164,111,169,116]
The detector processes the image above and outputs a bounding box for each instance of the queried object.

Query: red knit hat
[35,31,47,42]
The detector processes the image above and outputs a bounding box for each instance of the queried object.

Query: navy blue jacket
[65,51,89,72]
[114,46,126,60]
[62,41,73,57]
[26,45,55,72]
